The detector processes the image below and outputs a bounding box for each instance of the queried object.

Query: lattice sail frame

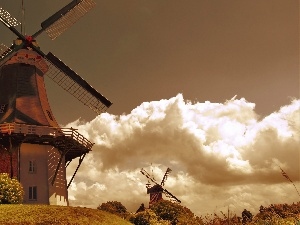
[0,7,20,27]
[0,8,19,59]
[45,52,112,114]
[0,44,12,59]
[42,0,96,40]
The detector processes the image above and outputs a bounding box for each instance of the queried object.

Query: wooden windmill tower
[0,0,112,205]
[140,167,181,208]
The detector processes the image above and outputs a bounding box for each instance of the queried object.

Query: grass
[0,203,299,225]
[0,205,132,225]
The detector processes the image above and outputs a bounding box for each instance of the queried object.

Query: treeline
[98,200,300,225]
[256,202,300,221]
[0,174,298,224]
[98,200,202,224]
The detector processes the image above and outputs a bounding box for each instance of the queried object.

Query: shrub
[151,200,203,225]
[0,173,24,204]
[129,209,170,225]
[97,201,129,219]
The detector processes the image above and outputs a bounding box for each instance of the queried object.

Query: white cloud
[65,94,300,215]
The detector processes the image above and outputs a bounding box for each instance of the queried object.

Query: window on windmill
[29,186,37,201]
[29,160,36,173]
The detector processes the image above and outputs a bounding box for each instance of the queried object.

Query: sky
[1,0,299,216]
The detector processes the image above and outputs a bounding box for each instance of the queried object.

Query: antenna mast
[21,0,25,35]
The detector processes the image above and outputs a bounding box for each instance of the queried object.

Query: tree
[0,173,24,204]
[151,200,203,225]
[97,201,129,218]
[129,209,170,225]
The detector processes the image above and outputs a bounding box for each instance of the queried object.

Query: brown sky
[1,0,299,123]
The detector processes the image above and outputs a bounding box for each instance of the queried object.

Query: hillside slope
[0,205,132,225]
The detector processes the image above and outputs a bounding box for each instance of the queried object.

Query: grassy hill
[0,203,299,225]
[0,205,132,225]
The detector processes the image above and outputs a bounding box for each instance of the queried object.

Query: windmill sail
[45,52,112,114]
[141,168,157,184]
[0,7,20,27]
[161,167,172,186]
[0,7,23,40]
[0,44,12,59]
[36,0,96,40]
[163,189,181,203]
[0,8,22,61]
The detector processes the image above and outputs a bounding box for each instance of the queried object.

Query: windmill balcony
[0,122,93,162]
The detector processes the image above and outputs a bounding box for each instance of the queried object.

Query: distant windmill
[140,167,181,208]
[0,0,112,205]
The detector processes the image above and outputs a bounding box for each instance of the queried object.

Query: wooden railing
[0,123,94,150]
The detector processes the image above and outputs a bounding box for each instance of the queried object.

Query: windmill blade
[0,43,15,66]
[0,7,24,41]
[0,7,21,27]
[45,52,112,114]
[0,44,12,59]
[140,168,157,184]
[161,167,172,186]
[163,189,181,203]
[33,0,96,40]
[0,7,31,64]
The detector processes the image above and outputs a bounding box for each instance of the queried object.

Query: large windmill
[0,0,112,205]
[140,167,181,208]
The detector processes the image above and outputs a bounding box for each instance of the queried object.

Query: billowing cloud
[65,94,300,215]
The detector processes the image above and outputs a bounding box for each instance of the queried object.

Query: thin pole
[21,0,25,35]
[67,154,86,189]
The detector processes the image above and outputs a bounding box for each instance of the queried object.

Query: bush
[151,200,203,225]
[97,201,129,219]
[129,209,170,225]
[0,173,24,204]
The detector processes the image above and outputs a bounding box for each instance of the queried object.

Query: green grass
[0,205,132,225]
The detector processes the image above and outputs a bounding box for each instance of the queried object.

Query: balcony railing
[0,123,94,150]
